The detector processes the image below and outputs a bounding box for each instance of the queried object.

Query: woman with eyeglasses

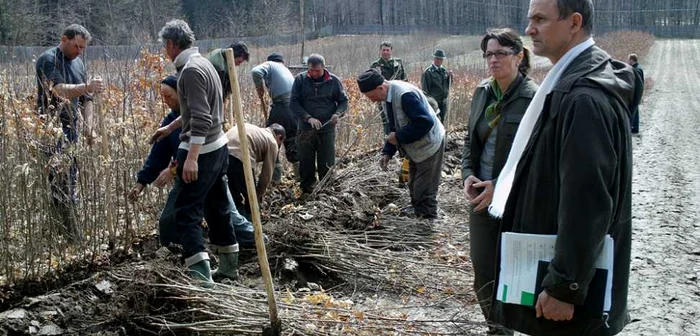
[461,28,539,335]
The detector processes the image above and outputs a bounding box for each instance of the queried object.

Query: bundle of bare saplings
[1,131,482,335]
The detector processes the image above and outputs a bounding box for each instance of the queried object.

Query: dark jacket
[492,46,634,336]
[461,74,538,183]
[421,64,452,102]
[136,110,181,185]
[629,63,644,115]
[290,70,349,132]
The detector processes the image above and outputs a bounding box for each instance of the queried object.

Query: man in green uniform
[371,41,407,81]
[421,49,452,123]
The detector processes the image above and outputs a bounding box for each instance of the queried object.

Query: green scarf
[485,77,504,128]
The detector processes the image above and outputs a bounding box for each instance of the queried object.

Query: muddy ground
[2,39,699,335]
[616,40,700,336]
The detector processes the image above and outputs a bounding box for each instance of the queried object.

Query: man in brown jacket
[226,123,285,220]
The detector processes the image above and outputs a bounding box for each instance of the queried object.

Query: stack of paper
[496,233,613,312]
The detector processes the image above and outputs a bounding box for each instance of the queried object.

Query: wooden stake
[300,0,305,64]
[95,83,116,247]
[224,49,281,335]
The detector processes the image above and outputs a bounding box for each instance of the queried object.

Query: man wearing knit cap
[421,49,452,123]
[357,69,445,219]
[252,52,298,183]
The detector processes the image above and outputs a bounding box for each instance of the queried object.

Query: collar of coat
[306,69,331,82]
[174,47,200,69]
[547,45,636,119]
[477,73,534,101]
[378,58,400,67]
[431,63,443,71]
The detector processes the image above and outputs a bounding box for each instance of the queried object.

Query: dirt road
[618,40,700,335]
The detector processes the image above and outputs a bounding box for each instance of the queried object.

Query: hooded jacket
[491,45,635,336]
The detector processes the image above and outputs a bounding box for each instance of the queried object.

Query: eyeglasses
[483,50,515,59]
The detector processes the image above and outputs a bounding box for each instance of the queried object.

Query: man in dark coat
[627,53,644,134]
[421,49,452,123]
[290,53,349,194]
[488,0,634,335]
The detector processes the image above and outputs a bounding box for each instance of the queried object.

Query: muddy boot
[185,252,214,287]
[212,244,239,282]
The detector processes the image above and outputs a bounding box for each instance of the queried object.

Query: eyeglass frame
[482,50,516,60]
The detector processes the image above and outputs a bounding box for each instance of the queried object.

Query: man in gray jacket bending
[357,68,445,219]
[252,53,298,182]
[156,19,238,286]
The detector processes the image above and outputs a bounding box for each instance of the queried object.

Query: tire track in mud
[619,40,700,336]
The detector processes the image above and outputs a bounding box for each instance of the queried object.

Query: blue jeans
[172,146,237,257]
[631,109,640,133]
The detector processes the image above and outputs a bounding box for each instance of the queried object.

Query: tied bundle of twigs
[105,259,483,335]
[264,151,473,298]
[289,219,474,296]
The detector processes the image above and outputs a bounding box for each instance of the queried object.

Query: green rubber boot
[212,244,239,282]
[185,253,214,288]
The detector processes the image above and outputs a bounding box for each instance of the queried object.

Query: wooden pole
[300,0,305,64]
[95,77,116,247]
[224,49,281,335]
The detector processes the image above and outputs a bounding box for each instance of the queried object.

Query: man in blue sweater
[129,76,182,198]
[357,69,445,219]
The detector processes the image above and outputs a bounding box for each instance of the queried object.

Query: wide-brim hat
[432,49,446,59]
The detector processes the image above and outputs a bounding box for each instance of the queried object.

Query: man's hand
[307,117,322,130]
[153,168,175,188]
[150,125,172,144]
[379,155,391,171]
[471,180,494,212]
[387,132,398,145]
[87,77,105,94]
[182,159,198,184]
[535,291,574,321]
[329,114,339,126]
[463,175,482,201]
[128,183,145,202]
